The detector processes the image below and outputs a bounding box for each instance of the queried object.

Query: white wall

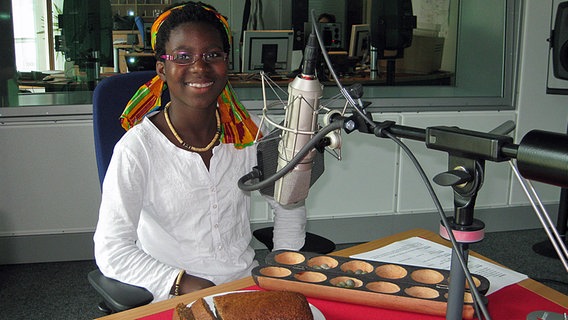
[1,0,568,263]
[0,118,100,237]
[510,0,568,204]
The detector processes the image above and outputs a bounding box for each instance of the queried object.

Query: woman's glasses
[160,51,228,65]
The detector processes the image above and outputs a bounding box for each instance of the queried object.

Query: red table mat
[139,283,567,320]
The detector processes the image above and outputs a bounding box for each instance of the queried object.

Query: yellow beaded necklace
[164,102,221,153]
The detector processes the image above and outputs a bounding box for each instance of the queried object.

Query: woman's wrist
[170,271,215,296]
[172,269,185,296]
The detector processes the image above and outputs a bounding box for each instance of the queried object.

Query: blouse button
[212,204,218,209]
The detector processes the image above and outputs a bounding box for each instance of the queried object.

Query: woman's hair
[154,1,230,61]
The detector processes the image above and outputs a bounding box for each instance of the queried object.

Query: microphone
[237,27,345,203]
[273,31,323,205]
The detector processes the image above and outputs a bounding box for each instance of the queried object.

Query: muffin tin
[251,250,490,319]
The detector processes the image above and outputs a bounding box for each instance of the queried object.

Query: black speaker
[369,0,416,57]
[0,0,17,106]
[291,0,309,50]
[552,1,568,80]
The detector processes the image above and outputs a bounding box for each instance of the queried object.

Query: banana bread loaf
[213,291,313,320]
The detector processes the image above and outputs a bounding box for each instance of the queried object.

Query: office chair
[89,70,169,314]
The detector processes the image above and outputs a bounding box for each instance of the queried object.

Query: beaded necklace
[164,102,221,152]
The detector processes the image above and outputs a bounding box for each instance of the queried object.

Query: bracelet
[174,270,185,296]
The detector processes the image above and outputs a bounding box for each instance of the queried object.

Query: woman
[94,1,306,302]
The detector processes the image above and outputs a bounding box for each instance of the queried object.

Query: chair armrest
[88,269,154,313]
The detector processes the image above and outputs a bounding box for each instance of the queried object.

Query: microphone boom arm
[337,109,568,187]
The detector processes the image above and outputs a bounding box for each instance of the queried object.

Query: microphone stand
[434,154,487,320]
[432,122,515,319]
[337,111,511,319]
[331,106,568,319]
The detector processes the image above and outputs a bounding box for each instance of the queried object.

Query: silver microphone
[273,32,322,205]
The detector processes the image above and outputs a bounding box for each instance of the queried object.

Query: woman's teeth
[186,81,213,88]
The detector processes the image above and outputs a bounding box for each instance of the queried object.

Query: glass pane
[4,0,516,110]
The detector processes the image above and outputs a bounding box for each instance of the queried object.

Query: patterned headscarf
[120,2,260,149]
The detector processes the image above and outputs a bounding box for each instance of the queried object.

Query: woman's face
[157,21,228,110]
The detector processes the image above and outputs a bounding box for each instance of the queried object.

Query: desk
[96,228,567,319]
[18,72,121,93]
[18,70,452,93]
[228,71,454,88]
[19,79,90,92]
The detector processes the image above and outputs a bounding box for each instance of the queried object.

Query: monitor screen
[241,30,294,74]
[348,24,370,58]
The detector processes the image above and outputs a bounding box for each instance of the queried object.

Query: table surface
[96,228,568,319]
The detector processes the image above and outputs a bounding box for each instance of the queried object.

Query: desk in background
[18,68,453,93]
[113,30,146,73]
[18,71,122,93]
[96,228,568,320]
[19,78,89,93]
[228,71,454,88]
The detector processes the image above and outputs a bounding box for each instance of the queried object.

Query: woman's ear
[156,61,166,81]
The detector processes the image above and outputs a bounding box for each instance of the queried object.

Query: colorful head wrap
[120,2,260,149]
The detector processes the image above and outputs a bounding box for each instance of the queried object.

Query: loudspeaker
[552,2,568,80]
[291,0,309,50]
[369,0,416,57]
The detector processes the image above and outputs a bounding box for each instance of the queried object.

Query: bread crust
[213,291,313,320]
[191,297,217,320]
[172,298,216,320]
[173,302,195,320]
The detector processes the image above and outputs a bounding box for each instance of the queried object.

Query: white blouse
[94,117,306,302]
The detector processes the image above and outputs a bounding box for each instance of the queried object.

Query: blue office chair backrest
[91,71,168,313]
[92,71,170,187]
